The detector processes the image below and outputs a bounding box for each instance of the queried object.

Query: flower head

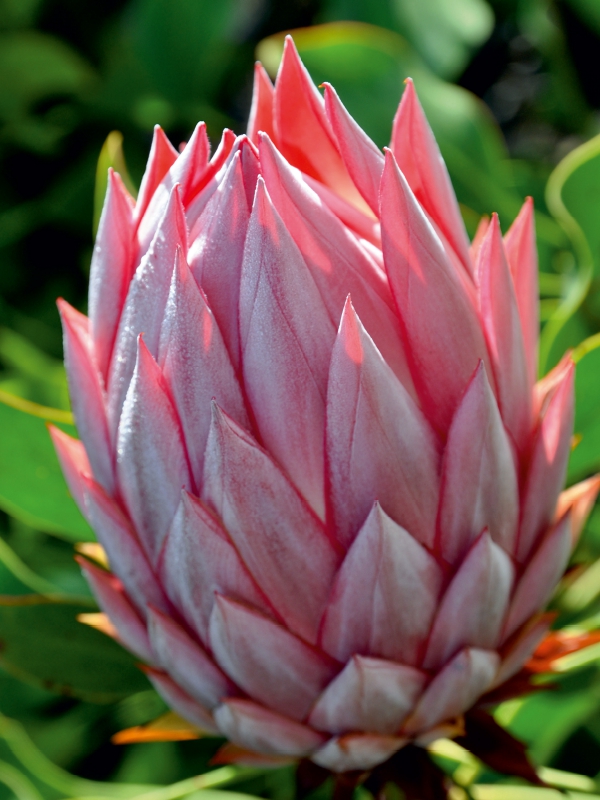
[52,37,596,773]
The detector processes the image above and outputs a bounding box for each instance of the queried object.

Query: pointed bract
[89,170,135,380]
[309,656,426,735]
[59,300,113,493]
[273,37,367,212]
[203,405,341,645]
[438,362,519,563]
[214,699,325,756]
[108,186,188,439]
[424,532,514,669]
[159,248,248,487]
[147,607,234,708]
[240,179,334,518]
[159,492,270,644]
[381,149,491,433]
[48,426,91,519]
[476,214,531,445]
[320,504,443,665]
[259,134,414,389]
[77,557,153,662]
[518,361,575,561]
[82,476,169,616]
[391,79,471,273]
[116,337,191,564]
[326,299,440,548]
[247,63,276,144]
[209,595,337,721]
[323,83,384,216]
[504,197,539,387]
[187,151,250,370]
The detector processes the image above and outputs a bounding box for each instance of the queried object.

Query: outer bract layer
[54,38,597,773]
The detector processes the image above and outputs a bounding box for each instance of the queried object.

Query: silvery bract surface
[53,36,596,774]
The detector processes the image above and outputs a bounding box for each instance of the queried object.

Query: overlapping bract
[54,37,598,773]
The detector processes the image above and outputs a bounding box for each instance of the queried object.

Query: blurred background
[2,0,600,797]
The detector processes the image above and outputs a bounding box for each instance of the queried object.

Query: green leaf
[471,786,600,799]
[0,31,95,152]
[0,391,93,541]
[0,595,148,702]
[0,326,69,410]
[320,0,494,79]
[569,334,600,482]
[564,0,600,37]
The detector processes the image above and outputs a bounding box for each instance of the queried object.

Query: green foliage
[0,596,149,702]
[0,393,91,541]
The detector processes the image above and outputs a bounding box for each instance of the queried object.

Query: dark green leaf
[0,596,148,702]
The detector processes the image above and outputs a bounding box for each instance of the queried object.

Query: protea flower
[51,37,599,774]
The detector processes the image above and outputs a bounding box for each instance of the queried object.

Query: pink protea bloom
[52,37,599,773]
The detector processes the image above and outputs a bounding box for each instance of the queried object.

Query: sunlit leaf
[320,0,494,79]
[0,391,93,541]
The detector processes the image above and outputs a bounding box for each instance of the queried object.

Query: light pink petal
[311,735,407,773]
[209,127,237,173]
[147,606,234,709]
[493,613,552,688]
[247,62,275,144]
[209,595,337,721]
[323,83,384,216]
[380,150,491,434]
[504,513,572,639]
[187,151,250,370]
[404,648,499,734]
[58,300,113,493]
[309,655,426,735]
[89,170,135,380]
[303,174,381,247]
[214,699,325,756]
[556,475,600,545]
[259,133,414,390]
[137,122,209,248]
[203,405,342,645]
[533,352,572,418]
[320,503,443,665]
[424,532,514,669]
[116,337,191,564]
[81,476,169,616]
[108,186,188,439]
[504,197,539,388]
[134,125,178,224]
[77,557,152,662]
[239,178,334,519]
[159,492,270,644]
[273,37,367,213]
[438,362,519,563]
[390,79,471,274]
[326,298,439,548]
[476,214,532,445]
[48,424,91,519]
[518,360,574,561]
[158,248,248,487]
[469,216,490,265]
[143,667,218,732]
